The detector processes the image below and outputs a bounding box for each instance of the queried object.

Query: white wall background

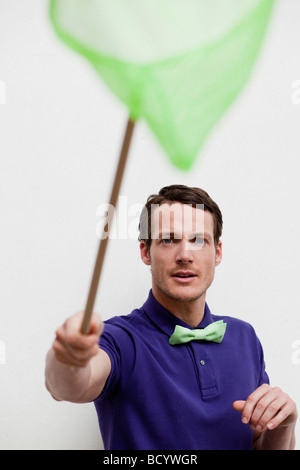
[0,0,299,450]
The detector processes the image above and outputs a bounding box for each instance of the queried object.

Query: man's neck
[152,287,206,328]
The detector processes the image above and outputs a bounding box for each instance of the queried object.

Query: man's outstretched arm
[45,311,111,403]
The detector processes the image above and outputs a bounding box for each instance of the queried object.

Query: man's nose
[175,240,194,263]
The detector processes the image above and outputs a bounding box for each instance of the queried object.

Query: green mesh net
[49,0,275,170]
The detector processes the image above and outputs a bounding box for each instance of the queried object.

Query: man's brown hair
[138,184,223,251]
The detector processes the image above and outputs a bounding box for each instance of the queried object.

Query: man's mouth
[172,271,197,279]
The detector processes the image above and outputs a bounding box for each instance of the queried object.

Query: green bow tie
[169,320,227,345]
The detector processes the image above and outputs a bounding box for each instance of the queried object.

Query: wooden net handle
[80,118,135,334]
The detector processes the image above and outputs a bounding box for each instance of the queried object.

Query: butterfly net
[50,0,275,169]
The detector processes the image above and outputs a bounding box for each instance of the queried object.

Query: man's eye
[162,238,172,244]
[195,237,205,245]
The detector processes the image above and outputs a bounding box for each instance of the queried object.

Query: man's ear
[140,241,151,266]
[215,240,222,267]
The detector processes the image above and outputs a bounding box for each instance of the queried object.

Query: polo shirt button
[200,360,205,366]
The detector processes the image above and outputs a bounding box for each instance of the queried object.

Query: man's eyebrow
[157,231,181,239]
[156,231,213,240]
[192,232,212,240]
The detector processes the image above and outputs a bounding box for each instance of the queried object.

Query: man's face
[140,203,222,305]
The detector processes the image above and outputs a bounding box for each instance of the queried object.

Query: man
[45,184,297,450]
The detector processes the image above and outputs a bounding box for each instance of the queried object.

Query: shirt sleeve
[97,322,122,400]
[256,336,270,387]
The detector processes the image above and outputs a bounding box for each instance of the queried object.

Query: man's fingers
[56,326,98,350]
[233,400,250,424]
[250,390,285,430]
[89,317,104,336]
[53,311,103,367]
[266,402,294,430]
[233,385,297,433]
[233,384,273,424]
[239,384,271,424]
[232,400,245,412]
[57,312,102,347]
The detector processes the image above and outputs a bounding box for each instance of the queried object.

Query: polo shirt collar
[142,289,213,339]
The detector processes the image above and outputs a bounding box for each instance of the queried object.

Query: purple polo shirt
[94,290,269,450]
